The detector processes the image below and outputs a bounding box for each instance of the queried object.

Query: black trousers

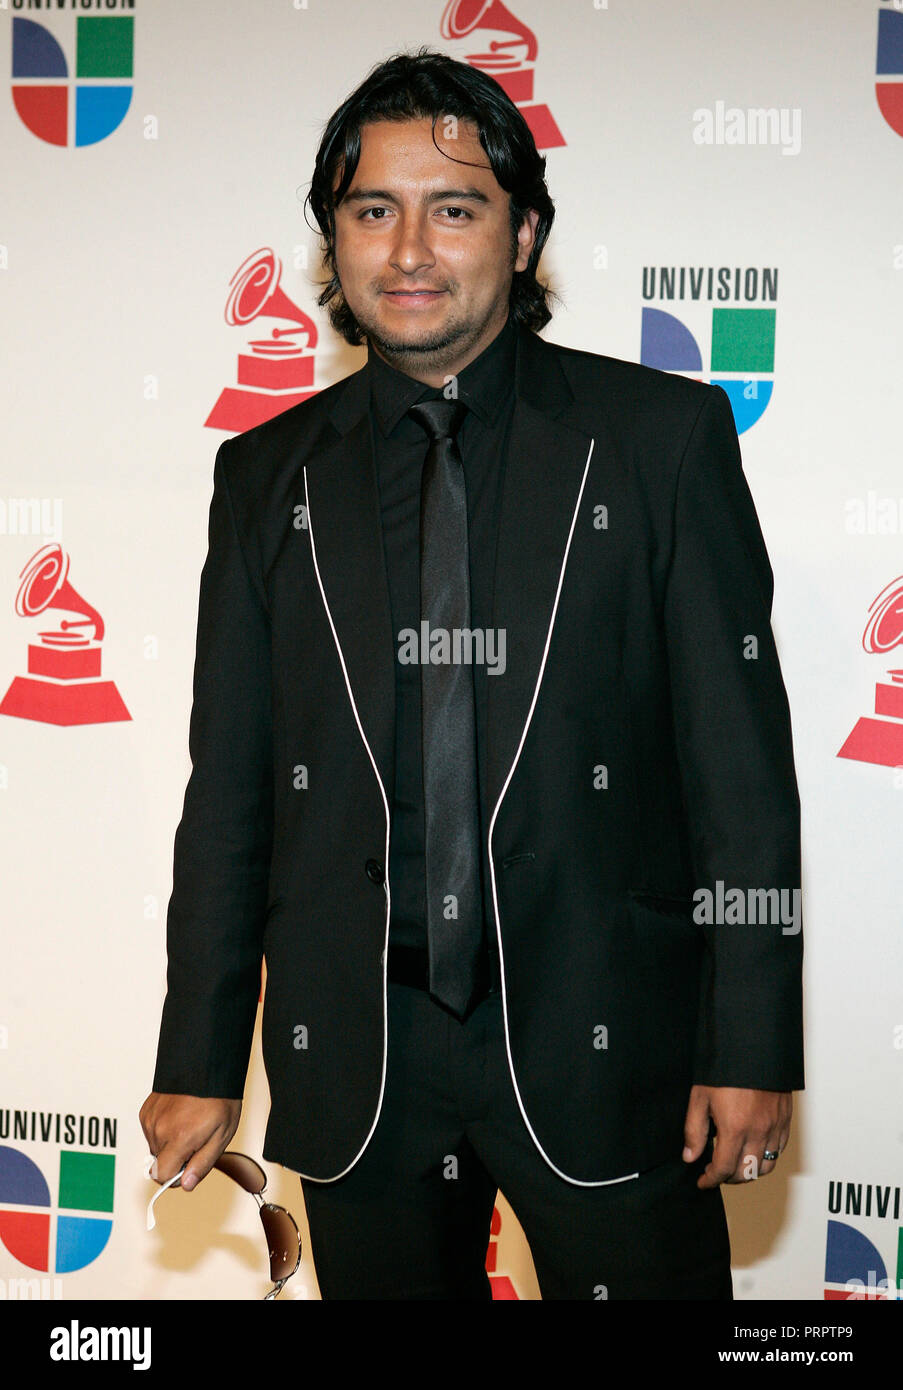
[300,979,733,1300]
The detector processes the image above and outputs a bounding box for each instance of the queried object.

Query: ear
[515,207,540,272]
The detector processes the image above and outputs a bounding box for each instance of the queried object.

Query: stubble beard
[347,283,510,377]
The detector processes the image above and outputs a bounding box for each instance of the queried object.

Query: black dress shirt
[367,311,519,998]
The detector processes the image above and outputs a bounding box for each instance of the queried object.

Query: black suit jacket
[152,324,803,1186]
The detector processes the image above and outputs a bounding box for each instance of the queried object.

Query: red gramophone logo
[440,0,565,149]
[0,544,130,726]
[206,248,319,433]
[837,575,903,768]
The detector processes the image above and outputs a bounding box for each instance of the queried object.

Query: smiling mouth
[381,290,447,310]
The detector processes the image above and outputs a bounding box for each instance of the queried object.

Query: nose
[388,212,436,278]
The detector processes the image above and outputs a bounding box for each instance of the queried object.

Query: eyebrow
[341,186,492,207]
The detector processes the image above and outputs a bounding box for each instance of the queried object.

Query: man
[141,48,803,1300]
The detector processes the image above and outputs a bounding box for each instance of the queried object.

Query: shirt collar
[367,311,518,438]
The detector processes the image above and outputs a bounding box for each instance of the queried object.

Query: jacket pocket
[627,887,697,919]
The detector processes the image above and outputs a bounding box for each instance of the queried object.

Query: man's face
[332,116,539,384]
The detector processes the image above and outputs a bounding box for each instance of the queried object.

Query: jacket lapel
[303,366,397,808]
[485,328,596,817]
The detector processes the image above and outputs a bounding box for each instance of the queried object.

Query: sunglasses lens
[260,1205,301,1281]
[215,1152,266,1194]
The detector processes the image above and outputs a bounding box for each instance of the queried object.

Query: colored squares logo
[57,1146,115,1272]
[59,1149,115,1212]
[877,6,903,137]
[640,307,703,375]
[0,1145,114,1274]
[711,308,775,374]
[11,17,133,148]
[710,307,775,433]
[76,17,133,78]
[640,306,775,433]
[824,1219,899,1300]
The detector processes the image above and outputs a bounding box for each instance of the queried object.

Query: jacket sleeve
[152,438,274,1098]
[662,384,804,1092]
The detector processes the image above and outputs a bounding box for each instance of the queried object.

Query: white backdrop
[1,0,901,1301]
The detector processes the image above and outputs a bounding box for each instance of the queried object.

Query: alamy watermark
[397,623,506,675]
[0,1275,63,1300]
[693,881,801,935]
[0,497,63,540]
[50,1321,151,1371]
[693,101,802,156]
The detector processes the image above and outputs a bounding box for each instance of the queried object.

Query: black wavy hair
[303,46,558,344]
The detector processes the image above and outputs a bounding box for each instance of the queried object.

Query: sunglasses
[146,1150,302,1300]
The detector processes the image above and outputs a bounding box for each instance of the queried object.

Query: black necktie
[408,397,485,1020]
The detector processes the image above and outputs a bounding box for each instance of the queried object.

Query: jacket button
[365,859,384,885]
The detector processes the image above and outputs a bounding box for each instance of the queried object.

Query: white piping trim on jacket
[487,436,639,1187]
[297,464,391,1183]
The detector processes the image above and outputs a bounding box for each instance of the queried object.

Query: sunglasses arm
[145,1164,187,1231]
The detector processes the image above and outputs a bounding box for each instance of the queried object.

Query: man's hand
[139,1093,241,1192]
[682,1085,792,1189]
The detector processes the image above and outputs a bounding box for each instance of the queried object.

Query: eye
[357,205,472,222]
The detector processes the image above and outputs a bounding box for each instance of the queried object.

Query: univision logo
[640,264,777,434]
[11,12,134,148]
[824,1176,903,1299]
[0,1144,115,1275]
